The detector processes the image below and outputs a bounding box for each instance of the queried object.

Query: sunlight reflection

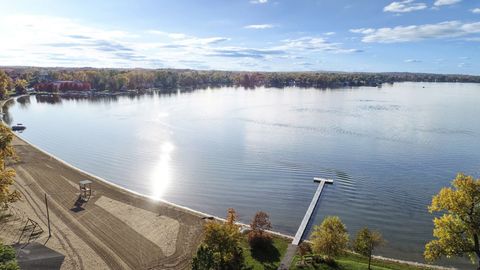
[150,141,175,199]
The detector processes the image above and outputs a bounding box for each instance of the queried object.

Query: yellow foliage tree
[310,216,349,260]
[194,208,245,269]
[424,173,480,269]
[0,70,11,100]
[0,124,20,209]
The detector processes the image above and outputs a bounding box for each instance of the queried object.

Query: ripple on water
[7,83,479,269]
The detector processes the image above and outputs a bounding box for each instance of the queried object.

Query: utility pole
[45,193,51,238]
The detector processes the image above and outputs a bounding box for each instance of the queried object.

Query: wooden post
[45,193,51,237]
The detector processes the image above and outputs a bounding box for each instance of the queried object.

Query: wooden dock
[292,178,333,245]
[278,177,333,270]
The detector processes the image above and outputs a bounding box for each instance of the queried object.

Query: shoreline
[11,131,455,270]
[3,96,454,269]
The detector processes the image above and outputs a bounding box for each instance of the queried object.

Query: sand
[0,136,205,269]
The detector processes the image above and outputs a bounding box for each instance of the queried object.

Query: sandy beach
[0,135,206,269]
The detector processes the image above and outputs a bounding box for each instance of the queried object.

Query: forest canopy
[2,66,480,93]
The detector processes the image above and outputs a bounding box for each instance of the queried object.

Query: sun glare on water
[150,141,175,199]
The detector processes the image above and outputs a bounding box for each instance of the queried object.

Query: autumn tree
[116,74,130,91]
[0,71,11,100]
[424,173,480,269]
[0,124,20,209]
[353,227,384,270]
[192,208,246,269]
[310,216,349,261]
[248,211,272,248]
[14,79,28,95]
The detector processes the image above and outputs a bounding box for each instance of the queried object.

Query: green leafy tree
[353,227,385,269]
[0,242,19,270]
[0,124,20,209]
[424,173,480,269]
[310,216,349,260]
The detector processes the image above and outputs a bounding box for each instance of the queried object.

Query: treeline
[2,67,480,93]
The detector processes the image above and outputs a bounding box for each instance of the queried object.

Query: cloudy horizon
[1,0,479,74]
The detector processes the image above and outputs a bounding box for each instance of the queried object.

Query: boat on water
[12,123,26,131]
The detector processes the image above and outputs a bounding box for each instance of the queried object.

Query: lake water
[5,82,480,268]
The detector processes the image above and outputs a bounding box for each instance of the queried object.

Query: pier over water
[278,178,334,270]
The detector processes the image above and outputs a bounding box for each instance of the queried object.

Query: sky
[1,0,479,74]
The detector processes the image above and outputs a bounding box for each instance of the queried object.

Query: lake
[5,82,480,268]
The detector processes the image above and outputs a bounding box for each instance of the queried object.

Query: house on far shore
[34,80,91,92]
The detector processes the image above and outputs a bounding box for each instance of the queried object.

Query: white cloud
[147,30,229,45]
[472,8,480,14]
[404,59,422,63]
[250,0,268,4]
[434,0,461,6]
[278,37,362,53]
[0,14,362,71]
[244,24,274,29]
[324,32,336,36]
[384,0,427,13]
[466,37,480,41]
[350,28,375,34]
[350,21,480,43]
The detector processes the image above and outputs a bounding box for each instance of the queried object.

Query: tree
[113,74,129,91]
[353,227,384,270]
[424,173,480,269]
[310,216,349,260]
[192,208,246,269]
[0,71,11,100]
[14,79,28,95]
[226,208,237,226]
[0,241,19,270]
[248,211,272,248]
[0,124,20,209]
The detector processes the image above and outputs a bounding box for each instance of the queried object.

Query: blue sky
[1,0,479,74]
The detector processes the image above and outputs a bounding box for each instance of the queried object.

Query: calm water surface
[5,82,480,268]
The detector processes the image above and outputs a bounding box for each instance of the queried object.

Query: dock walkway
[278,178,333,270]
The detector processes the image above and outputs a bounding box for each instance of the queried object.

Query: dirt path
[0,136,205,269]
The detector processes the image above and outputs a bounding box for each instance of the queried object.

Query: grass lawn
[240,234,290,270]
[290,252,434,270]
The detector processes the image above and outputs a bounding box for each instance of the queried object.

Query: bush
[0,242,19,270]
